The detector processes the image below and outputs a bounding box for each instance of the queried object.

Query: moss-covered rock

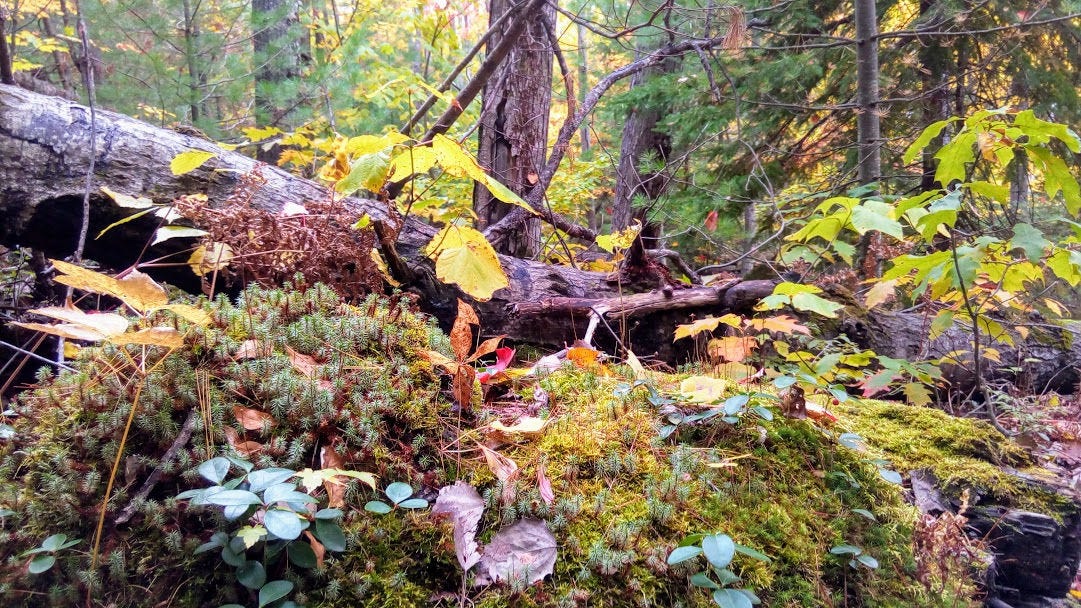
[0,283,994,607]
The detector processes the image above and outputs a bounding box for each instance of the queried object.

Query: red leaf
[704,209,719,232]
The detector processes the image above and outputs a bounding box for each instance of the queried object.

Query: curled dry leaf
[450,299,479,362]
[431,481,485,572]
[419,349,458,374]
[222,427,263,457]
[474,518,557,587]
[188,242,235,276]
[232,406,275,432]
[467,336,505,363]
[537,463,554,506]
[566,346,600,368]
[26,305,129,337]
[487,417,549,443]
[320,446,347,509]
[234,339,271,360]
[52,262,169,313]
[302,530,327,568]
[453,366,476,408]
[478,443,519,505]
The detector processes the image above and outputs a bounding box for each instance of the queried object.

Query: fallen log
[0,83,751,358]
[2,83,1079,391]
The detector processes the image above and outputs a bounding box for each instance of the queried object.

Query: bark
[473,0,555,258]
[3,82,1079,390]
[611,49,678,231]
[252,0,301,163]
[854,0,880,185]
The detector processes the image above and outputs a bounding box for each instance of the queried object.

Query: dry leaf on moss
[286,346,320,379]
[487,417,549,443]
[232,406,275,432]
[223,427,263,457]
[474,519,557,587]
[432,482,485,572]
[320,446,347,508]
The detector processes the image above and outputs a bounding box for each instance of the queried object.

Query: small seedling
[831,543,879,570]
[364,482,429,514]
[20,533,81,574]
[668,532,771,608]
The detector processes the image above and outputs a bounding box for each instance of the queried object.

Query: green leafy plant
[830,543,879,571]
[667,532,771,608]
[364,482,429,514]
[19,533,81,574]
[178,457,374,608]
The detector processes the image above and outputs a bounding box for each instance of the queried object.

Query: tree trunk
[252,0,301,162]
[611,49,678,232]
[3,82,1078,391]
[854,0,880,185]
[473,0,554,258]
[918,0,950,193]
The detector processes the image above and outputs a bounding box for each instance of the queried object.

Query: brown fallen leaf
[223,427,263,457]
[450,299,479,362]
[320,445,347,508]
[453,365,476,408]
[467,336,506,363]
[419,349,459,374]
[478,444,519,484]
[234,339,270,360]
[232,405,276,432]
[286,346,320,379]
[303,530,327,568]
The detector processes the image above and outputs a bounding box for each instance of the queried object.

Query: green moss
[0,284,985,607]
[837,400,1069,513]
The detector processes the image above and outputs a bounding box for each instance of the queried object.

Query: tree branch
[419,0,549,143]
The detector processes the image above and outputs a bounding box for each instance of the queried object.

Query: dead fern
[174,170,387,300]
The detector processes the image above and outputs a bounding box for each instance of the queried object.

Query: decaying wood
[2,83,1080,391]
[0,83,753,358]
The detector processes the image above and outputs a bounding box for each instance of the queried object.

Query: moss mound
[837,399,1071,514]
[0,284,983,607]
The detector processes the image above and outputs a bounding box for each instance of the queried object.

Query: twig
[73,3,96,265]
[400,5,518,135]
[115,410,198,525]
[420,0,549,142]
[0,339,76,373]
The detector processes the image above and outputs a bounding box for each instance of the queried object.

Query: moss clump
[1,283,980,607]
[836,399,1069,514]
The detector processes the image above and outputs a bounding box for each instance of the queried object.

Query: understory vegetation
[0,281,1053,607]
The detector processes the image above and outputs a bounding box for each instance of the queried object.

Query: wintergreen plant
[667,532,771,608]
[830,543,879,570]
[178,456,372,608]
[363,482,429,514]
[20,533,81,574]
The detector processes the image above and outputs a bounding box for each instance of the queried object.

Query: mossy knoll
[0,283,1029,607]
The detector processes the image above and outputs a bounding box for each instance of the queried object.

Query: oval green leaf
[258,580,293,608]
